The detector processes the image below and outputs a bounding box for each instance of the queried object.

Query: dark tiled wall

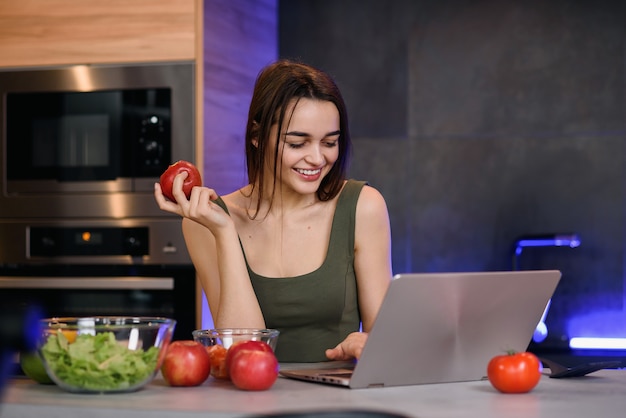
[279,0,626,348]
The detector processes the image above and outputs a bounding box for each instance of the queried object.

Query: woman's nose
[305,145,325,165]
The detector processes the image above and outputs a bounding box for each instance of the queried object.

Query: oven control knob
[123,236,145,257]
[125,236,141,248]
[120,228,149,256]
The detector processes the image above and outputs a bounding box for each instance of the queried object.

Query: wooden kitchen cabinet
[0,0,199,67]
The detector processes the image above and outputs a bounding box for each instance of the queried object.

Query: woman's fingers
[325,332,367,361]
[170,171,190,206]
[154,182,182,215]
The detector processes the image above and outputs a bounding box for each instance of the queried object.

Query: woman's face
[265,98,340,197]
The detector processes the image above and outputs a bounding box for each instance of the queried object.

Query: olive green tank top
[214,179,365,362]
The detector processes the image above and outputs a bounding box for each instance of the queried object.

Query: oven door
[0,265,197,342]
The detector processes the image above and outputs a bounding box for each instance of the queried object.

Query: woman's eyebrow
[284,130,341,137]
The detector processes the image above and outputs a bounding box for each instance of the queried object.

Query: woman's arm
[325,184,393,360]
[353,185,393,332]
[155,172,265,328]
[182,217,265,328]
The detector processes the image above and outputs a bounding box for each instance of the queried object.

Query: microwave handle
[0,276,174,290]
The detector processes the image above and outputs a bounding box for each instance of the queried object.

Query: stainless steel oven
[0,218,198,342]
[0,61,199,343]
[0,264,196,342]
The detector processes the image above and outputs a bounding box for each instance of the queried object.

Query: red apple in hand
[159,160,202,202]
[229,348,279,391]
[161,340,211,386]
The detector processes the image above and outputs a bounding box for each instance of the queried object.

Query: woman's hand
[154,171,231,233]
[325,332,368,361]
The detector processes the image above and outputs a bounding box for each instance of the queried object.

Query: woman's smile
[294,167,323,181]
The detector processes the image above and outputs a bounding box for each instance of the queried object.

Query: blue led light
[514,234,581,256]
[511,233,581,344]
[569,337,626,350]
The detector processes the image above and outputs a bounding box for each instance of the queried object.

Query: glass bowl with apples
[37,316,176,393]
[192,328,279,351]
[192,328,280,388]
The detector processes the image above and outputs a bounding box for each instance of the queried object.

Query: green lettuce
[41,331,159,392]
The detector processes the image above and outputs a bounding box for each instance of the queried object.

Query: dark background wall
[279,0,626,350]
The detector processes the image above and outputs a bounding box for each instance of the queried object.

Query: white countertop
[3,368,626,418]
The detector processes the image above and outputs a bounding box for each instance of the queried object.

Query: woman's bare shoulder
[220,188,245,204]
[355,183,388,216]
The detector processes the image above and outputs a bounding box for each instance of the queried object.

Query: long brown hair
[244,59,352,218]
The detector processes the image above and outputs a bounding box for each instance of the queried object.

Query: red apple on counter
[159,160,202,203]
[161,340,211,386]
[225,340,274,373]
[229,348,279,391]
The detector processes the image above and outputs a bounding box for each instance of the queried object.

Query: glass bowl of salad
[37,316,176,393]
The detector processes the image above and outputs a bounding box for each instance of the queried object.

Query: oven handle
[0,276,174,290]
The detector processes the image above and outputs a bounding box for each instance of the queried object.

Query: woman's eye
[324,141,338,148]
[287,142,304,149]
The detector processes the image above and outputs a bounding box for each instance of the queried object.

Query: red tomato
[161,340,211,387]
[159,160,202,203]
[206,345,229,380]
[487,351,542,393]
[229,349,279,391]
[225,340,273,373]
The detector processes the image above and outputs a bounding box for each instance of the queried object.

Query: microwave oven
[0,62,195,220]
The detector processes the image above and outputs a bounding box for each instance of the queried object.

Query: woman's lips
[294,167,322,180]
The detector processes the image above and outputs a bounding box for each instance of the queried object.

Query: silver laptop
[280,270,561,389]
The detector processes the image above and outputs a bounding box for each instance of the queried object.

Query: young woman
[155,59,392,362]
